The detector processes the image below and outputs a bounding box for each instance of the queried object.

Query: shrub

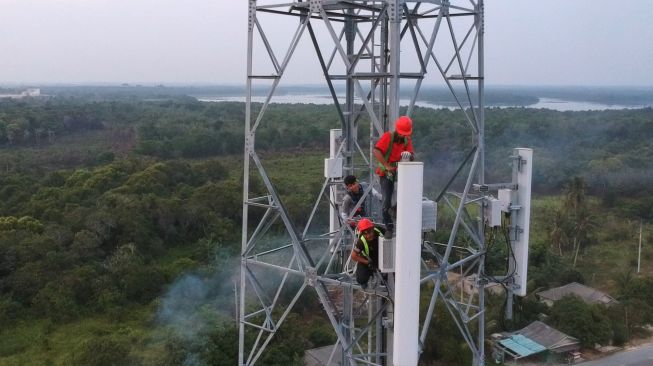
[70,335,131,366]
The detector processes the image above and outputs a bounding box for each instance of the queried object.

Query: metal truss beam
[240,1,488,365]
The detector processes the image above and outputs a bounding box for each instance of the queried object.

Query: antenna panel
[511,148,533,296]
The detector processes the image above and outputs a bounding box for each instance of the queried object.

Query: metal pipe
[476,2,486,364]
[239,2,256,364]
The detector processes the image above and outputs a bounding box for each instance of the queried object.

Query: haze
[1,0,652,86]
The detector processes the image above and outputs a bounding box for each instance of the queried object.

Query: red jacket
[374,132,414,176]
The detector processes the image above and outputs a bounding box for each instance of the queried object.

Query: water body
[197,95,650,112]
[528,97,648,111]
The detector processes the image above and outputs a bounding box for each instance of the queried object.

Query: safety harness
[377,132,408,181]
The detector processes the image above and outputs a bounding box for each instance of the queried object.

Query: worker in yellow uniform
[351,218,385,289]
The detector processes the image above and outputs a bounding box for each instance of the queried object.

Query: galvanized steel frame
[240,1,488,365]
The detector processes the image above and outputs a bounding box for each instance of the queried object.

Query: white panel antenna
[510,148,533,297]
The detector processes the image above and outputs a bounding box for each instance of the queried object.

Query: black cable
[502,222,517,281]
[481,213,518,287]
[372,269,395,305]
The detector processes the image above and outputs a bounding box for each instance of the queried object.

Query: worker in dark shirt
[340,175,382,227]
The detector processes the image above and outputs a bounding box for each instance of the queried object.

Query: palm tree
[615,269,635,300]
[562,177,594,267]
[550,209,568,256]
[572,207,596,267]
[564,176,587,217]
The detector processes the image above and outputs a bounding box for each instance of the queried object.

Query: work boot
[385,229,393,239]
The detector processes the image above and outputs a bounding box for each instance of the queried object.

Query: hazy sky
[1,0,652,86]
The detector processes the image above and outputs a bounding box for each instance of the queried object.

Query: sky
[0,0,652,86]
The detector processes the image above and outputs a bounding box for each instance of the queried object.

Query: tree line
[3,98,651,206]
[0,96,652,365]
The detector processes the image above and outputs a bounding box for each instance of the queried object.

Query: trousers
[356,264,373,287]
[380,175,394,231]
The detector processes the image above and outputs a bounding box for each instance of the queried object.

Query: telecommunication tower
[239,1,532,365]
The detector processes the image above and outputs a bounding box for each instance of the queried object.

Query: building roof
[303,345,343,366]
[536,282,617,305]
[495,321,580,360]
[498,334,547,358]
[516,321,580,352]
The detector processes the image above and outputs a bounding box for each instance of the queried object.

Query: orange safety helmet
[395,115,413,136]
[356,218,374,233]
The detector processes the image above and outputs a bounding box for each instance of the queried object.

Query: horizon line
[1,82,652,89]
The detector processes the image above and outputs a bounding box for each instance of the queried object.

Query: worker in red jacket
[373,116,414,239]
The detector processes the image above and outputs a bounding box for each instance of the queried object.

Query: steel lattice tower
[239,1,491,365]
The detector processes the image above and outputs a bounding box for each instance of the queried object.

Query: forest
[0,92,652,365]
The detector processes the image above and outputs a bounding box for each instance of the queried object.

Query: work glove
[400,151,412,161]
[367,259,375,269]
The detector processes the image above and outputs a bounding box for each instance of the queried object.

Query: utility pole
[638,219,643,274]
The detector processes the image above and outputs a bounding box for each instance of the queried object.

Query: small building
[492,321,581,364]
[447,272,504,296]
[536,282,617,307]
[0,88,42,99]
[304,344,343,366]
[23,88,41,97]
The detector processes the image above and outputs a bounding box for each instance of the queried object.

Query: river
[196,95,651,112]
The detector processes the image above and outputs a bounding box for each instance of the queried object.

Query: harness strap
[377,133,408,180]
